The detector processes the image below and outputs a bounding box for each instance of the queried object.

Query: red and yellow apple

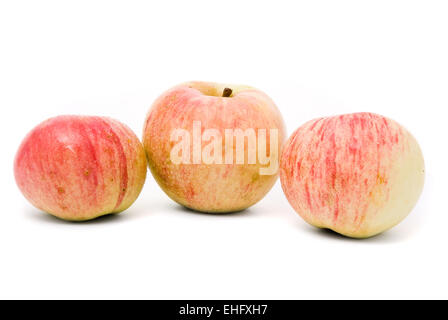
[280,112,425,238]
[143,81,286,212]
[14,115,147,221]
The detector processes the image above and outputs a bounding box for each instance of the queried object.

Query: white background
[0,0,447,299]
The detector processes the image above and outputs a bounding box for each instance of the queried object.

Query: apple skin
[14,115,147,221]
[143,81,286,213]
[280,112,425,238]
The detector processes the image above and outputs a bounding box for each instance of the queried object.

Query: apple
[14,115,147,221]
[280,112,425,238]
[143,81,286,212]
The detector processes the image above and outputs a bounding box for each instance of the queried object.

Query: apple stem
[222,88,232,97]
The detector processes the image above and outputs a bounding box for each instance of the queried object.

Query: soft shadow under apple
[25,208,125,225]
[298,222,416,244]
[172,204,254,217]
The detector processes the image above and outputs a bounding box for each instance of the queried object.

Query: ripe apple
[280,112,425,238]
[14,115,147,221]
[143,81,286,212]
